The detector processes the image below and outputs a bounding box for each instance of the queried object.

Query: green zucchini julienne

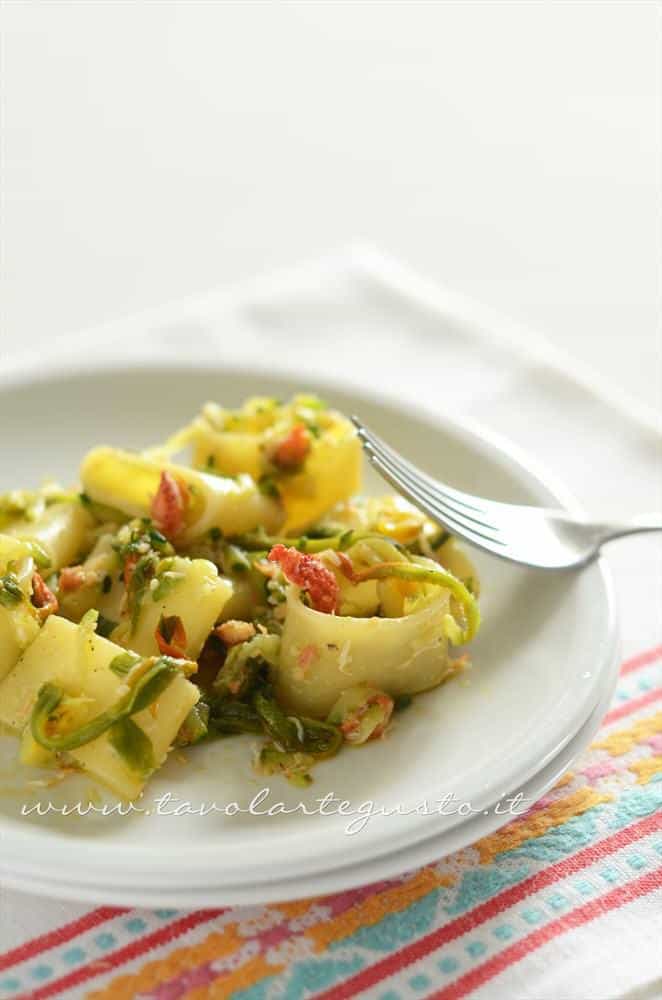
[327,684,394,745]
[253,690,342,758]
[108,716,155,776]
[109,650,142,676]
[175,700,210,746]
[208,699,263,735]
[25,541,51,570]
[213,633,280,698]
[350,561,480,643]
[151,565,185,602]
[30,655,186,754]
[258,747,315,787]
[227,528,397,555]
[257,706,342,787]
[126,553,158,631]
[253,690,301,750]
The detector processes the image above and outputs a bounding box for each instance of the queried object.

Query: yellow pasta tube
[57,532,123,624]
[80,447,284,541]
[0,535,41,681]
[276,586,454,717]
[113,556,233,659]
[7,501,95,571]
[0,615,199,800]
[189,396,362,534]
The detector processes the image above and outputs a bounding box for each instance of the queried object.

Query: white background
[1,1,660,411]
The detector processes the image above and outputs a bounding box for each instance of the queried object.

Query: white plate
[0,363,617,900]
[0,633,619,907]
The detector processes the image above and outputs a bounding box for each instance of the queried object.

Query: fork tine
[351,418,508,550]
[352,419,484,513]
[363,439,501,536]
[352,418,501,530]
[366,452,507,550]
[355,422,504,538]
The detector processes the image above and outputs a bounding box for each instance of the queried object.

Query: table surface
[1,2,660,410]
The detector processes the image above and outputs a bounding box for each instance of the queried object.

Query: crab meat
[58,565,88,592]
[155,615,188,658]
[268,544,339,614]
[272,424,311,471]
[151,470,189,539]
[31,572,59,620]
[215,620,256,646]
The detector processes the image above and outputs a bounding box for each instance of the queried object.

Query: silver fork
[351,418,662,569]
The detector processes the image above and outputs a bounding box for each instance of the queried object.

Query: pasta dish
[0,394,480,797]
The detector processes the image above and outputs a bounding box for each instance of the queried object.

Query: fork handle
[599,513,662,544]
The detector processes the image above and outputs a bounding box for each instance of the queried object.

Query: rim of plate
[0,628,620,907]
[0,357,618,886]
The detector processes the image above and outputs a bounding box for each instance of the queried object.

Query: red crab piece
[267,544,339,614]
[31,572,59,619]
[272,424,311,471]
[340,692,394,741]
[155,615,188,658]
[58,565,87,592]
[151,470,189,539]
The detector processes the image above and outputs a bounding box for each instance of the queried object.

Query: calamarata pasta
[0,394,480,795]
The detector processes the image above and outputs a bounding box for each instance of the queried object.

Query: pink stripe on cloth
[580,760,617,782]
[620,645,662,676]
[141,877,410,1000]
[645,733,662,753]
[603,687,662,726]
[20,910,225,1000]
[0,908,128,973]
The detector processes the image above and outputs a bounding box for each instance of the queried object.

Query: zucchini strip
[350,561,480,643]
[30,655,186,753]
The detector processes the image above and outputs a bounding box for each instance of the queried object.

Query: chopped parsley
[0,572,24,608]
[258,475,280,499]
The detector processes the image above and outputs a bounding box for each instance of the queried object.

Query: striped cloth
[1,250,660,999]
[0,646,660,1000]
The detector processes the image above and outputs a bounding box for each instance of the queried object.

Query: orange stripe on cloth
[308,868,453,951]
[178,867,454,998]
[629,755,662,784]
[592,711,662,756]
[183,955,284,1000]
[87,924,244,1000]
[89,869,453,1000]
[275,899,321,919]
[475,787,610,864]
